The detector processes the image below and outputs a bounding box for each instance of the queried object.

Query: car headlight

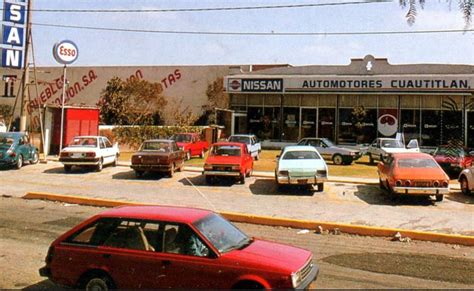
[291,271,300,288]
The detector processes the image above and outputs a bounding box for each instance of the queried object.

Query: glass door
[300,108,317,140]
[232,113,247,135]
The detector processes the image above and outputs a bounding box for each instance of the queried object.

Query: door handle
[103,253,112,259]
[161,260,171,266]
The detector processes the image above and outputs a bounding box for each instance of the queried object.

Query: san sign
[53,40,79,65]
[1,0,28,68]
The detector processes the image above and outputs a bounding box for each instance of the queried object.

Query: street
[0,197,472,289]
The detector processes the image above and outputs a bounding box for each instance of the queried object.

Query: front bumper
[131,164,172,172]
[59,157,100,166]
[295,263,319,290]
[203,170,241,177]
[392,187,449,195]
[277,176,328,185]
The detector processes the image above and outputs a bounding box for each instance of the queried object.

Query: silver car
[297,138,361,165]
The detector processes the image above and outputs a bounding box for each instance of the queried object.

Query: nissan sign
[228,78,283,92]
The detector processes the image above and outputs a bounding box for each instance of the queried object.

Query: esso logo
[53,40,79,64]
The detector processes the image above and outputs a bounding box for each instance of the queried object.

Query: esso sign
[53,40,79,65]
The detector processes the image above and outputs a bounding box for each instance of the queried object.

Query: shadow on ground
[354,184,437,206]
[24,279,62,290]
[445,191,474,204]
[249,179,316,196]
[178,175,237,187]
[112,170,171,180]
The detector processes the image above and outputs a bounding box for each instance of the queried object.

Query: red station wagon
[39,205,318,289]
[170,133,209,160]
[203,142,254,184]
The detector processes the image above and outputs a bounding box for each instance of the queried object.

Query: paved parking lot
[1,162,473,235]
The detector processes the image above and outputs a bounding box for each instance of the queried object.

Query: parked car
[275,145,328,191]
[0,132,39,169]
[458,167,474,195]
[203,142,253,184]
[59,136,119,172]
[367,137,419,164]
[170,133,208,160]
[297,137,361,165]
[432,145,474,176]
[0,121,6,133]
[227,134,261,160]
[377,152,449,202]
[39,205,319,289]
[130,139,185,178]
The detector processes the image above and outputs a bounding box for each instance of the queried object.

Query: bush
[111,126,205,149]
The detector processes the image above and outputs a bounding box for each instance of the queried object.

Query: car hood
[205,155,242,165]
[278,159,327,171]
[225,239,312,273]
[393,167,448,180]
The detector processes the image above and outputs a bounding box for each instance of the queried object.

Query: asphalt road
[0,197,473,289]
[1,162,473,235]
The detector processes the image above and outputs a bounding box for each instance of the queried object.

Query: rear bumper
[59,157,100,165]
[392,187,449,195]
[277,176,328,185]
[203,170,241,177]
[131,164,172,172]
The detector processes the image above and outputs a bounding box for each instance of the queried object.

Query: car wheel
[15,155,23,169]
[240,174,246,184]
[30,152,39,164]
[168,163,175,177]
[379,154,385,163]
[135,170,144,178]
[199,149,205,158]
[369,154,374,164]
[246,167,253,177]
[435,194,444,202]
[317,183,324,192]
[112,155,118,167]
[460,177,471,195]
[64,165,72,173]
[186,151,191,161]
[332,154,343,165]
[84,275,115,291]
[96,159,103,172]
[379,178,386,190]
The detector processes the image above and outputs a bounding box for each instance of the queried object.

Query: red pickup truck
[171,133,209,160]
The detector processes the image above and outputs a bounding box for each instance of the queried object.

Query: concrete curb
[23,192,474,246]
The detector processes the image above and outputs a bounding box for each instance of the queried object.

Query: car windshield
[398,158,438,168]
[282,150,320,160]
[210,145,241,157]
[381,140,404,148]
[322,138,334,147]
[0,135,15,145]
[228,136,250,144]
[141,141,170,152]
[194,213,250,253]
[434,147,464,157]
[171,134,192,143]
[69,137,97,147]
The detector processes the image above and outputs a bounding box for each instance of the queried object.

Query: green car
[0,132,39,169]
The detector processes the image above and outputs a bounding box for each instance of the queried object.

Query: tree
[162,98,198,126]
[400,0,472,27]
[97,77,167,125]
[198,77,229,125]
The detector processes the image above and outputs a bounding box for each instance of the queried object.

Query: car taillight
[8,150,16,157]
[433,181,440,187]
[316,170,327,177]
[59,152,69,158]
[442,180,449,187]
[404,180,411,187]
[204,164,213,170]
[279,170,289,177]
[396,180,402,187]
[45,246,55,264]
[85,152,96,158]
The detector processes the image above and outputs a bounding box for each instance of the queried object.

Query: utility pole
[19,0,33,132]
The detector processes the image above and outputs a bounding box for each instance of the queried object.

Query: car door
[317,140,332,160]
[18,135,31,160]
[369,139,381,157]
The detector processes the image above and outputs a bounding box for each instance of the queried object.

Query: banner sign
[1,0,27,68]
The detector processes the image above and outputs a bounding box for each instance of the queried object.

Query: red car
[203,142,253,184]
[432,145,474,176]
[377,152,450,202]
[170,133,208,160]
[39,205,318,289]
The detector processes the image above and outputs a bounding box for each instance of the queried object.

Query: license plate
[72,153,83,158]
[298,179,308,184]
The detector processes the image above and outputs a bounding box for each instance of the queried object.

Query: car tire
[435,194,444,202]
[239,174,245,184]
[135,170,144,178]
[168,163,175,178]
[112,155,118,167]
[199,149,205,158]
[96,159,103,172]
[30,152,39,164]
[186,151,191,161]
[15,155,23,169]
[379,178,385,190]
[64,165,72,173]
[246,167,252,177]
[317,183,324,192]
[460,176,471,195]
[379,154,385,163]
[332,154,343,165]
[84,275,115,291]
[369,154,374,164]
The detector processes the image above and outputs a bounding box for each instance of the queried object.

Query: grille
[299,259,314,283]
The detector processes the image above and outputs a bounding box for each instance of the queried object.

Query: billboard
[1,0,27,68]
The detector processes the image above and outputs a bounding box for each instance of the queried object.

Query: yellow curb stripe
[23,192,474,246]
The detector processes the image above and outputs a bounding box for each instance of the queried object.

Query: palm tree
[399,0,472,28]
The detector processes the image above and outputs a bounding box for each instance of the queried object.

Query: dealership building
[1,55,473,147]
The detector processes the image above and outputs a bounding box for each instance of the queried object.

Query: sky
[27,0,474,67]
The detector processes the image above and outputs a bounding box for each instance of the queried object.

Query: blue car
[0,132,39,169]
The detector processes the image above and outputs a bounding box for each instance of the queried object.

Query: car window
[104,138,113,148]
[163,224,209,257]
[397,158,438,168]
[171,134,192,143]
[100,139,106,149]
[141,142,170,152]
[381,140,404,148]
[70,137,97,147]
[282,150,320,160]
[308,140,319,147]
[172,142,179,151]
[210,145,241,157]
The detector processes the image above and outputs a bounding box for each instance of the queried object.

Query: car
[38,205,319,289]
[0,121,6,133]
[0,132,39,169]
[432,145,474,176]
[170,133,208,160]
[130,139,185,178]
[458,166,474,195]
[227,134,261,160]
[297,137,361,165]
[367,137,419,164]
[377,152,450,202]
[275,145,328,191]
[59,136,120,172]
[203,142,253,184]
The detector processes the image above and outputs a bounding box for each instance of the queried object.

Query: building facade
[224,55,474,147]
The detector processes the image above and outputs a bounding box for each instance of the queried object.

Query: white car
[59,136,120,172]
[459,167,474,195]
[227,134,261,160]
[367,138,419,164]
[0,121,6,133]
[275,145,328,192]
